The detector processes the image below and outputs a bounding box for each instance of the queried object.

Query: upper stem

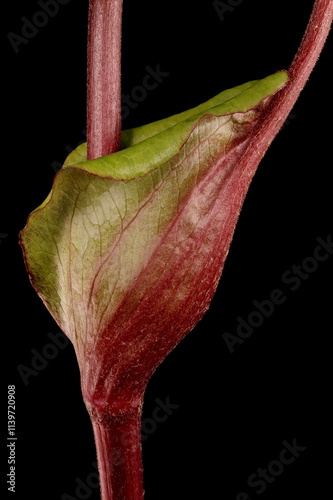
[239,0,332,184]
[87,0,123,160]
[289,0,333,86]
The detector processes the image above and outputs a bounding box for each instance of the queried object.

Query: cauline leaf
[20,72,287,404]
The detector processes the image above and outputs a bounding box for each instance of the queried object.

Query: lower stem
[90,406,144,500]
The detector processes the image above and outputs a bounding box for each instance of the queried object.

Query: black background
[2,1,332,499]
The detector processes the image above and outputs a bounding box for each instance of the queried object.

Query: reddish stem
[90,407,144,500]
[240,0,333,182]
[87,0,123,159]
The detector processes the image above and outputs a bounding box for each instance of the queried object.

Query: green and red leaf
[20,72,288,407]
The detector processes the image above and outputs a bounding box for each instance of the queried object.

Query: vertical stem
[87,0,123,160]
[91,406,144,500]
